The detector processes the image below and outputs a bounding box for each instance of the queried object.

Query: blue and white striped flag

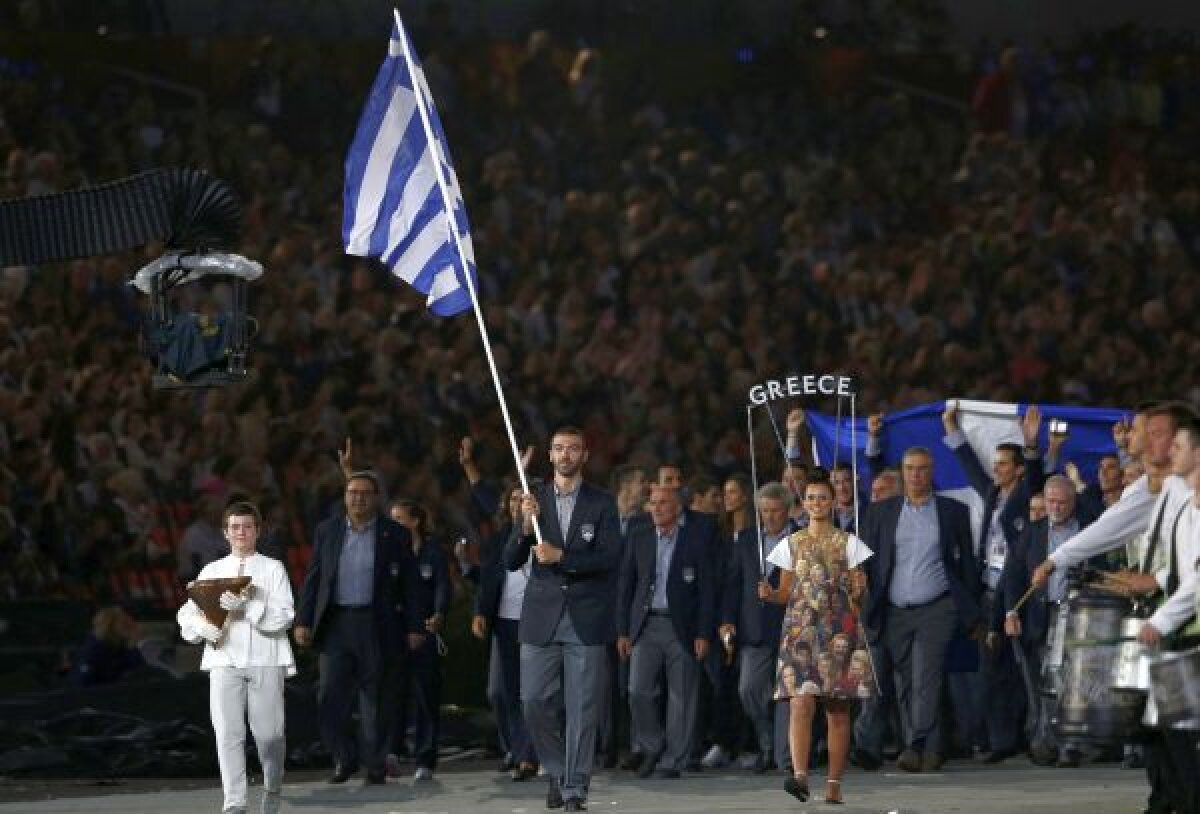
[343,11,476,317]
[806,399,1128,538]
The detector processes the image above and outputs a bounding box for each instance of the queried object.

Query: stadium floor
[0,758,1147,813]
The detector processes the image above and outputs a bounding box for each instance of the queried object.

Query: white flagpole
[393,11,544,547]
[747,405,765,577]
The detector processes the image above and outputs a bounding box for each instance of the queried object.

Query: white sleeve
[1149,507,1199,635]
[844,533,874,569]
[245,561,296,635]
[1048,476,1156,569]
[766,537,792,571]
[176,599,210,644]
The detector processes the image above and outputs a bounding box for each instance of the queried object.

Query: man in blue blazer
[1000,474,1100,765]
[717,482,797,773]
[861,447,982,773]
[505,426,620,813]
[941,403,1045,763]
[617,485,715,778]
[295,471,424,785]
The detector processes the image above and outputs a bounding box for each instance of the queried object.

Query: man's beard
[555,461,581,478]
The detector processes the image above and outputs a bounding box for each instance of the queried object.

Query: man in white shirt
[1033,403,1195,590]
[1032,402,1198,814]
[178,501,296,814]
[1136,420,1200,814]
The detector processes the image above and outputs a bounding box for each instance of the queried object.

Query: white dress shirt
[177,553,297,676]
[1048,475,1173,572]
[1148,500,1200,635]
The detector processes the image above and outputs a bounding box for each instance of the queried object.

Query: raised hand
[1021,405,1042,448]
[1113,417,1132,451]
[786,408,806,436]
[867,413,884,437]
[338,437,355,477]
[941,400,960,435]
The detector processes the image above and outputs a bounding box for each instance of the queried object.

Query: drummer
[1136,419,1200,814]
[1032,401,1197,814]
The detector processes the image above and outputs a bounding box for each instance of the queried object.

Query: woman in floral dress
[758,471,873,804]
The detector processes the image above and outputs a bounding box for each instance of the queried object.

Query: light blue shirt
[651,525,678,611]
[335,518,376,606]
[888,497,950,607]
[555,483,579,536]
[1046,517,1080,603]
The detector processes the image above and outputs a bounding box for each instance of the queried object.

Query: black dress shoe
[564,801,586,812]
[364,770,386,785]
[850,747,882,771]
[621,752,644,771]
[329,765,356,783]
[784,775,809,802]
[636,757,658,779]
[655,768,681,779]
[983,748,1018,764]
[546,782,564,809]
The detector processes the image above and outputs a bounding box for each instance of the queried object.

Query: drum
[1052,590,1145,744]
[1040,601,1068,696]
[1149,646,1200,731]
[1111,616,1151,693]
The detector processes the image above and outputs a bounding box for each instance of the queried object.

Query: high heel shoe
[784,774,809,802]
[824,778,843,805]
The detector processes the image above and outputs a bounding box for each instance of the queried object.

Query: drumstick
[1010,582,1040,614]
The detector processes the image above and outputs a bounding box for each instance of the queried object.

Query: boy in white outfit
[178,501,296,814]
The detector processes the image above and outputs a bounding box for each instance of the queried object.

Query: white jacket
[177,553,297,676]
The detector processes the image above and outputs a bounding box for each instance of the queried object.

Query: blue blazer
[949,440,1045,569]
[474,523,514,622]
[503,480,621,646]
[297,514,423,649]
[999,504,1100,641]
[860,495,982,637]
[719,527,788,648]
[410,537,452,622]
[617,517,715,649]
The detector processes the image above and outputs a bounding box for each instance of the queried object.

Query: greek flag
[343,11,476,317]
[805,399,1128,537]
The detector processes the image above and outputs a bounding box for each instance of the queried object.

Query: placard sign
[747,374,857,405]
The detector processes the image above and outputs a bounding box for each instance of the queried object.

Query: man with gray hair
[718,481,796,773]
[861,447,981,773]
[1000,473,1099,766]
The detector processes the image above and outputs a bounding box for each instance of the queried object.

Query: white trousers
[210,666,287,812]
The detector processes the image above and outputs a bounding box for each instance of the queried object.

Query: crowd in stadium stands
[0,10,1197,617]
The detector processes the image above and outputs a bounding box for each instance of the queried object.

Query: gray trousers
[210,666,286,812]
[629,616,699,771]
[738,644,791,769]
[318,608,391,775]
[521,611,605,803]
[881,595,957,753]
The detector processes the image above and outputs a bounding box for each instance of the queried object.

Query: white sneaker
[259,791,281,814]
[413,767,434,783]
[701,745,729,769]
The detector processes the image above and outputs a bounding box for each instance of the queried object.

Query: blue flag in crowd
[343,11,476,316]
[804,399,1130,536]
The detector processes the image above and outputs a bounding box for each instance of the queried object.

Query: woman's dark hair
[392,499,430,535]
